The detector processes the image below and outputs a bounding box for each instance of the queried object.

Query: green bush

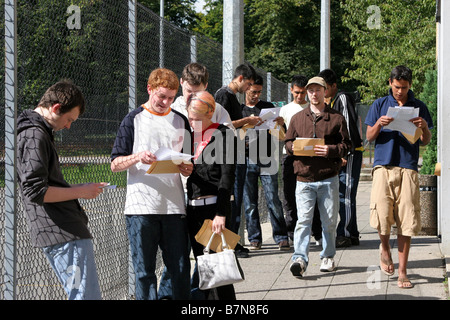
[419,68,437,175]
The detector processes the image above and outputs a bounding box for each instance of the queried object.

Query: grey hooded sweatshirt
[17,109,92,248]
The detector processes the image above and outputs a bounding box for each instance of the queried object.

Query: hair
[291,75,308,88]
[147,68,179,91]
[187,91,216,115]
[252,74,264,86]
[390,65,413,84]
[181,63,209,86]
[233,63,256,81]
[318,69,338,86]
[38,80,85,115]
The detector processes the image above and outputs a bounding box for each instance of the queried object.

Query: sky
[194,0,206,13]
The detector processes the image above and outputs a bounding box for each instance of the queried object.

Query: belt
[188,196,217,207]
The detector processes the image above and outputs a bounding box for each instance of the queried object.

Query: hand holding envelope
[293,138,325,156]
[136,146,193,175]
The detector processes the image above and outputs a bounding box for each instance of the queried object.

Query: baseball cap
[306,77,327,89]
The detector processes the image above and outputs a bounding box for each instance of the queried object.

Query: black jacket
[187,124,236,219]
[332,92,363,152]
[17,109,92,248]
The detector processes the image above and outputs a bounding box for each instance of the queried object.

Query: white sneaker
[319,258,336,272]
[290,258,307,278]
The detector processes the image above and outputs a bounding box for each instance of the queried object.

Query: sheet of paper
[385,106,419,137]
[153,146,192,162]
[136,147,193,174]
[257,107,280,130]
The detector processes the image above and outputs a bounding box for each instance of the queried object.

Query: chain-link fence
[1,0,289,300]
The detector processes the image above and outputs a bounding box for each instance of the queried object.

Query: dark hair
[390,65,412,84]
[233,63,256,81]
[182,63,209,86]
[253,74,264,86]
[38,80,86,115]
[291,75,308,88]
[318,69,338,86]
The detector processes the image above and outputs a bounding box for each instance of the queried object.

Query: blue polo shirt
[365,89,433,171]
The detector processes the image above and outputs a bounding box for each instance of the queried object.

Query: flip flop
[379,244,394,276]
[397,277,414,289]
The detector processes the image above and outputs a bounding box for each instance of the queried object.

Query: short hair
[233,63,256,81]
[252,74,264,86]
[181,63,209,86]
[390,65,413,84]
[187,91,216,115]
[147,68,179,91]
[38,80,85,115]
[291,75,308,88]
[318,69,338,86]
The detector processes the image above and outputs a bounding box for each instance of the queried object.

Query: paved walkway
[234,181,448,300]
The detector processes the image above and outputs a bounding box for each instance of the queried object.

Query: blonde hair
[187,91,216,115]
[147,68,179,91]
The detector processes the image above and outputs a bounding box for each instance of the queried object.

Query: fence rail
[1,0,289,300]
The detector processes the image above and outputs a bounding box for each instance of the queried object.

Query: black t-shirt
[214,86,243,121]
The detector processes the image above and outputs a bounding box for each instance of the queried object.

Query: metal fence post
[288,83,292,103]
[267,72,272,102]
[128,0,137,298]
[3,0,18,301]
[190,35,197,63]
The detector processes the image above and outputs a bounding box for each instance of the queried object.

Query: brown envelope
[195,219,240,252]
[146,160,181,174]
[402,128,422,144]
[293,138,325,156]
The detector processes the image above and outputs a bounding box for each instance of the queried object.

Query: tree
[419,68,437,175]
[194,0,357,91]
[341,0,436,103]
[138,0,199,30]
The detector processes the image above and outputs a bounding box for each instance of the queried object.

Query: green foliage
[341,0,436,103]
[191,0,223,41]
[419,68,438,175]
[138,0,199,30]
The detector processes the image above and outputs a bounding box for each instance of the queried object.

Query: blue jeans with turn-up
[292,175,339,266]
[244,163,288,244]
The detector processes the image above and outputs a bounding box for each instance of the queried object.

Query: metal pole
[127,0,137,298]
[159,0,164,68]
[320,0,330,71]
[288,83,292,103]
[266,72,272,102]
[128,0,137,112]
[190,35,197,63]
[222,0,244,86]
[3,0,18,300]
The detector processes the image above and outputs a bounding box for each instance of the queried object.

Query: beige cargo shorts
[370,165,421,237]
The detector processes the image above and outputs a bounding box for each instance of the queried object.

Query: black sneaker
[235,243,249,258]
[290,258,306,278]
[350,236,360,246]
[335,236,352,248]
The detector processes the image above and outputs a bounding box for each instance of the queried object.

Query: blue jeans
[230,163,247,233]
[244,163,288,244]
[126,214,190,300]
[42,239,101,300]
[292,176,339,266]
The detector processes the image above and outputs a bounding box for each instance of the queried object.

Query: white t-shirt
[111,106,190,215]
[279,101,309,154]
